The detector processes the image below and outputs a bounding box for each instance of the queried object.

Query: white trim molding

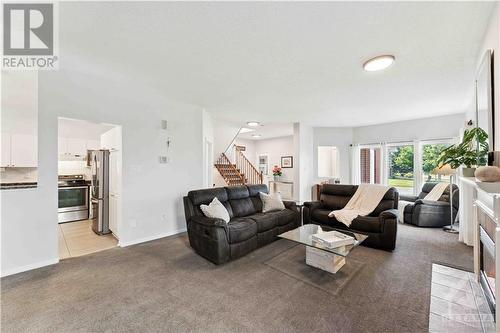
[118,228,187,247]
[1,258,59,278]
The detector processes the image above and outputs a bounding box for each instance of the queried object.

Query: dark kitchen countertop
[0,182,38,190]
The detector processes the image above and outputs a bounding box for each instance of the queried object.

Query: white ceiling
[59,1,495,127]
[237,122,294,141]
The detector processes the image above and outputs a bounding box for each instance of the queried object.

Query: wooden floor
[58,219,117,259]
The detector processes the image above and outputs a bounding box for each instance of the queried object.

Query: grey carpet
[264,244,365,296]
[1,224,472,333]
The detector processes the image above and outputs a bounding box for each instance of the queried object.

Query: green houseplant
[436,127,489,176]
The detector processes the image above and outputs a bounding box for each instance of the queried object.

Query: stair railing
[215,152,245,185]
[234,146,263,184]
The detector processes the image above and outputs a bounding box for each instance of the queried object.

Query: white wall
[213,119,241,160]
[352,113,465,144]
[466,4,500,149]
[294,123,314,201]
[202,110,214,188]
[234,138,256,164]
[1,61,205,276]
[313,127,353,184]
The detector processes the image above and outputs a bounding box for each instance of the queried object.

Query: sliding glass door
[420,140,453,184]
[387,143,414,195]
[355,139,456,194]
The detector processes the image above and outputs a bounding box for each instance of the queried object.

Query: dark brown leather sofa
[183,184,300,264]
[303,184,399,251]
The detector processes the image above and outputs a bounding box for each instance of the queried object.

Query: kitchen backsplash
[0,168,38,183]
[58,161,91,179]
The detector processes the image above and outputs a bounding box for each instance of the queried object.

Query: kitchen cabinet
[86,139,100,151]
[109,151,121,194]
[65,138,87,156]
[11,134,37,167]
[1,133,11,167]
[101,127,121,151]
[108,150,121,237]
[58,137,91,157]
[109,193,119,236]
[1,133,37,167]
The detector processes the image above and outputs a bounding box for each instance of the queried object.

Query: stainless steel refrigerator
[90,150,111,235]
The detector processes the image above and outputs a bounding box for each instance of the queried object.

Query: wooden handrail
[234,146,263,184]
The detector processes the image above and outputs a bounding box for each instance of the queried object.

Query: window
[359,145,382,184]
[387,143,414,195]
[355,138,456,194]
[420,141,453,184]
[318,146,339,178]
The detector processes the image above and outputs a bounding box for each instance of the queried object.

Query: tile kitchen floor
[59,219,117,259]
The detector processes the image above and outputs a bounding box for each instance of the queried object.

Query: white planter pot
[461,167,476,177]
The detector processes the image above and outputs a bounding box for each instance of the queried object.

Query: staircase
[215,146,263,186]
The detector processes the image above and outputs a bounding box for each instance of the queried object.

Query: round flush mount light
[247,121,261,127]
[251,134,261,138]
[363,55,395,72]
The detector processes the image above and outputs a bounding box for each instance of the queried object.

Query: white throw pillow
[200,197,230,223]
[259,192,286,213]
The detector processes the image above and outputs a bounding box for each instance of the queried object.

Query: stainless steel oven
[58,175,89,223]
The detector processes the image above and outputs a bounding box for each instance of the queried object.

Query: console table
[269,181,293,200]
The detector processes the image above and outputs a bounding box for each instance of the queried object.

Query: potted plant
[272,165,282,181]
[436,127,489,177]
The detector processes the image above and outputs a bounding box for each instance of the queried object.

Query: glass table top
[278,224,368,257]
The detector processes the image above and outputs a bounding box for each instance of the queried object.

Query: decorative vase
[475,166,500,182]
[273,175,280,181]
[461,167,476,177]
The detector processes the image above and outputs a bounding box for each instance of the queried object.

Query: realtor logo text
[2,2,58,70]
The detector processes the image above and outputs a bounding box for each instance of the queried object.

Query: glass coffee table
[278,224,368,274]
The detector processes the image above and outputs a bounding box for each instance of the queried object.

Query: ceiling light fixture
[251,134,261,138]
[247,121,261,127]
[363,55,395,72]
[239,127,255,134]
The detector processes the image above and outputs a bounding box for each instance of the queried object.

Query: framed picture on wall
[281,156,293,168]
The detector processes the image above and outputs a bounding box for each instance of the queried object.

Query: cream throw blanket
[328,184,391,226]
[423,182,449,201]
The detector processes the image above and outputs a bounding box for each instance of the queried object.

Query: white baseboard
[1,258,59,278]
[118,228,186,247]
